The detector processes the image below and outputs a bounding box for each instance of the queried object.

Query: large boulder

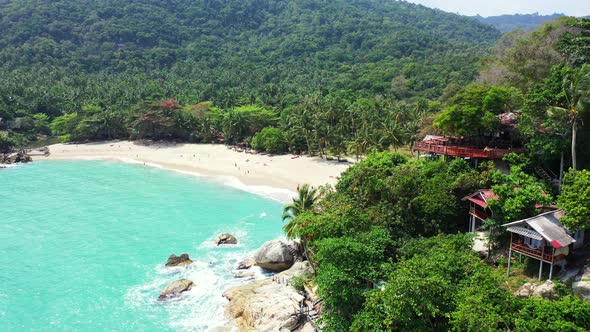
[158,279,193,301]
[223,262,312,331]
[216,233,238,245]
[532,280,556,299]
[573,264,590,301]
[165,253,193,267]
[515,282,535,298]
[255,240,295,272]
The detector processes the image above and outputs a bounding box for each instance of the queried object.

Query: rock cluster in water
[158,279,194,301]
[216,233,238,245]
[0,150,32,165]
[165,253,193,267]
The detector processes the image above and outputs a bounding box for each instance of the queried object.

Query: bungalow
[503,210,575,280]
[413,113,524,160]
[463,188,557,233]
[463,189,496,233]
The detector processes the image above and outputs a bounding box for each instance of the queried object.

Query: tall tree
[557,169,590,231]
[282,184,320,238]
[548,65,590,170]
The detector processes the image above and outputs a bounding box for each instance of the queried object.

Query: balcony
[413,141,521,160]
[511,243,565,264]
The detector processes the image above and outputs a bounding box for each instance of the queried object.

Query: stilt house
[503,210,575,280]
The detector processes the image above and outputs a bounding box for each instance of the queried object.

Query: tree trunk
[558,151,564,194]
[572,120,578,170]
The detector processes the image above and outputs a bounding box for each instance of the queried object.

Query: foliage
[450,267,517,331]
[282,184,320,238]
[487,155,552,226]
[474,13,566,33]
[351,235,492,331]
[288,153,487,330]
[251,127,287,153]
[314,227,392,329]
[336,151,408,206]
[479,17,590,90]
[0,131,18,152]
[514,295,590,332]
[558,169,590,230]
[434,85,522,138]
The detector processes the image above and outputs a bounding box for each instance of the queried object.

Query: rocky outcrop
[514,280,556,299]
[532,280,556,299]
[0,150,32,164]
[237,258,256,270]
[158,279,193,301]
[573,264,590,301]
[223,262,313,331]
[254,240,295,272]
[515,282,535,298]
[165,253,193,267]
[216,233,238,245]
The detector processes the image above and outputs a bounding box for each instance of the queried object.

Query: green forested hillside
[473,13,566,33]
[0,0,499,119]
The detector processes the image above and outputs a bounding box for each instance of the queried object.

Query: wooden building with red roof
[503,210,575,280]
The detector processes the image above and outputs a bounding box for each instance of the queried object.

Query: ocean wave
[212,175,296,203]
[125,247,273,331]
[0,163,20,169]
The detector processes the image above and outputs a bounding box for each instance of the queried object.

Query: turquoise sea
[0,160,284,331]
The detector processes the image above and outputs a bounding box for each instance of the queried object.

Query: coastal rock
[165,253,193,267]
[216,233,238,245]
[158,279,193,301]
[272,261,313,285]
[532,280,556,299]
[515,282,535,298]
[573,264,590,301]
[223,262,311,331]
[237,258,256,270]
[254,240,295,272]
[0,150,32,164]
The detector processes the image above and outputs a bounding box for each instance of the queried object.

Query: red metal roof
[468,197,488,208]
[465,189,498,208]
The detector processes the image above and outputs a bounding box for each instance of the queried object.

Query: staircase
[534,165,560,186]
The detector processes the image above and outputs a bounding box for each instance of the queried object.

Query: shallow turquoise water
[0,160,284,331]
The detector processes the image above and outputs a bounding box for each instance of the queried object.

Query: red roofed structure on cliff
[503,210,575,280]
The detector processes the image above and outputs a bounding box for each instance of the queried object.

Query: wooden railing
[511,243,564,264]
[413,141,521,159]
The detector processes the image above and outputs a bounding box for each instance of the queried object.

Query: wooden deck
[413,141,520,159]
[511,243,565,264]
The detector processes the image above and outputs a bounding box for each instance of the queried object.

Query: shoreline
[32,141,351,203]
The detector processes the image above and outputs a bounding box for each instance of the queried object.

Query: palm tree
[282,184,319,238]
[549,65,590,170]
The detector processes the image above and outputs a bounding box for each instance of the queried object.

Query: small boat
[291,155,301,159]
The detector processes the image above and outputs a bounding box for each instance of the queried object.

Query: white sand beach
[33,141,351,202]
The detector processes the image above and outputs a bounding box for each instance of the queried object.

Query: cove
[0,160,284,331]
